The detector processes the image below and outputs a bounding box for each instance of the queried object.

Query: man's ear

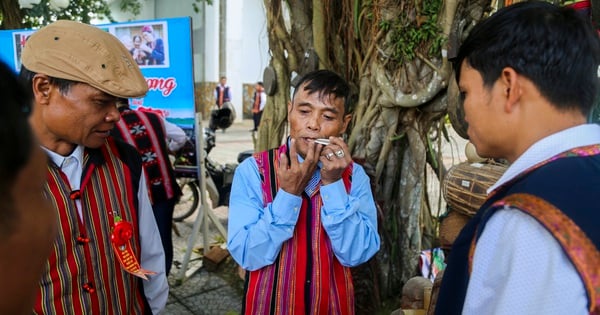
[499,67,521,113]
[341,114,352,134]
[31,74,51,105]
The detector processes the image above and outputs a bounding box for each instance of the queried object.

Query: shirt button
[294,207,298,212]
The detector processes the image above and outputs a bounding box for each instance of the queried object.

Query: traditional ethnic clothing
[113,107,185,275]
[34,138,168,314]
[251,88,266,131]
[436,124,600,315]
[114,108,180,204]
[215,84,231,109]
[227,141,380,314]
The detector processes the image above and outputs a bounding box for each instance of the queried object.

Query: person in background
[140,25,164,65]
[214,76,231,109]
[250,81,266,132]
[20,20,168,314]
[435,2,600,314]
[130,35,149,66]
[228,69,380,314]
[0,60,57,315]
[112,102,187,275]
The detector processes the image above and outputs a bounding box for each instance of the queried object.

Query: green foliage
[386,0,444,63]
[118,0,142,16]
[21,0,116,28]
[193,0,213,14]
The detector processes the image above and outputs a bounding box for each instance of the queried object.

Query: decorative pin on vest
[110,215,156,280]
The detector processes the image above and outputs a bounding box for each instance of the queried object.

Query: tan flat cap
[22,20,148,98]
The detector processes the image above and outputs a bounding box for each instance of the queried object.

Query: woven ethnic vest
[242,144,355,315]
[114,109,179,204]
[215,85,231,106]
[34,139,148,314]
[436,145,600,315]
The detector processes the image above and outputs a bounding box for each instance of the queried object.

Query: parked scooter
[171,127,237,221]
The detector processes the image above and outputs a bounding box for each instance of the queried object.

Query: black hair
[19,65,77,95]
[292,69,351,113]
[454,1,600,115]
[1,62,34,182]
[0,61,35,231]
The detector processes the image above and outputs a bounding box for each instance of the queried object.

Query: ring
[335,150,345,158]
[326,152,334,160]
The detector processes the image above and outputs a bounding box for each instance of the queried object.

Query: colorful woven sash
[115,109,177,203]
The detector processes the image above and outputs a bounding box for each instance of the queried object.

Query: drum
[439,210,471,249]
[442,162,508,217]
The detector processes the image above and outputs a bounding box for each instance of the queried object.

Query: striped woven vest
[436,145,600,315]
[114,109,178,203]
[33,139,148,314]
[242,144,355,315]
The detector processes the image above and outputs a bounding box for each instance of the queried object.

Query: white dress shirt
[163,118,187,152]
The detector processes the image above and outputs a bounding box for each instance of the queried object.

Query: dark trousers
[152,198,176,275]
[252,110,263,131]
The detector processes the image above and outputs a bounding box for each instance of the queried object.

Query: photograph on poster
[115,22,169,67]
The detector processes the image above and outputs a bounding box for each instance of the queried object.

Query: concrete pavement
[166,119,254,315]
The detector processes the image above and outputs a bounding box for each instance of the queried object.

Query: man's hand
[277,138,320,195]
[319,137,351,185]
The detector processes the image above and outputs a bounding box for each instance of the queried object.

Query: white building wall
[240,0,270,84]
[202,2,221,83]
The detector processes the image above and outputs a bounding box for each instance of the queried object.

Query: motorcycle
[171,127,238,221]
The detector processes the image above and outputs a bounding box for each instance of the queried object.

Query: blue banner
[0,17,196,128]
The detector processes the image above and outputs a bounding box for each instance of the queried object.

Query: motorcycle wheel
[173,178,200,222]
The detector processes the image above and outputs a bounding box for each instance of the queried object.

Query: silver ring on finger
[335,150,345,158]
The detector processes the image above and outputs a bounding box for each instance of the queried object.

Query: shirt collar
[42,145,85,169]
[487,124,600,193]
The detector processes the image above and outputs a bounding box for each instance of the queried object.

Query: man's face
[459,62,507,159]
[142,31,154,42]
[133,36,142,48]
[287,83,351,158]
[220,78,227,86]
[40,81,121,154]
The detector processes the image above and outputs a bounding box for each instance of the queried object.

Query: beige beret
[22,20,148,98]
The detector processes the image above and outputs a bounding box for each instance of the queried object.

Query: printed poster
[0,17,196,129]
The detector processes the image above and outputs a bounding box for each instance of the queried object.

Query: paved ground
[166,119,254,315]
[163,119,468,315]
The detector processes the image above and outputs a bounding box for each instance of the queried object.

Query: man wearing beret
[20,20,168,314]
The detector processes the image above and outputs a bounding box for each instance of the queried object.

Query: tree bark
[0,0,24,30]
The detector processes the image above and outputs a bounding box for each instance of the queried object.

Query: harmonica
[314,138,330,145]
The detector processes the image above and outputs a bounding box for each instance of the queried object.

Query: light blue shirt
[227,151,381,271]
